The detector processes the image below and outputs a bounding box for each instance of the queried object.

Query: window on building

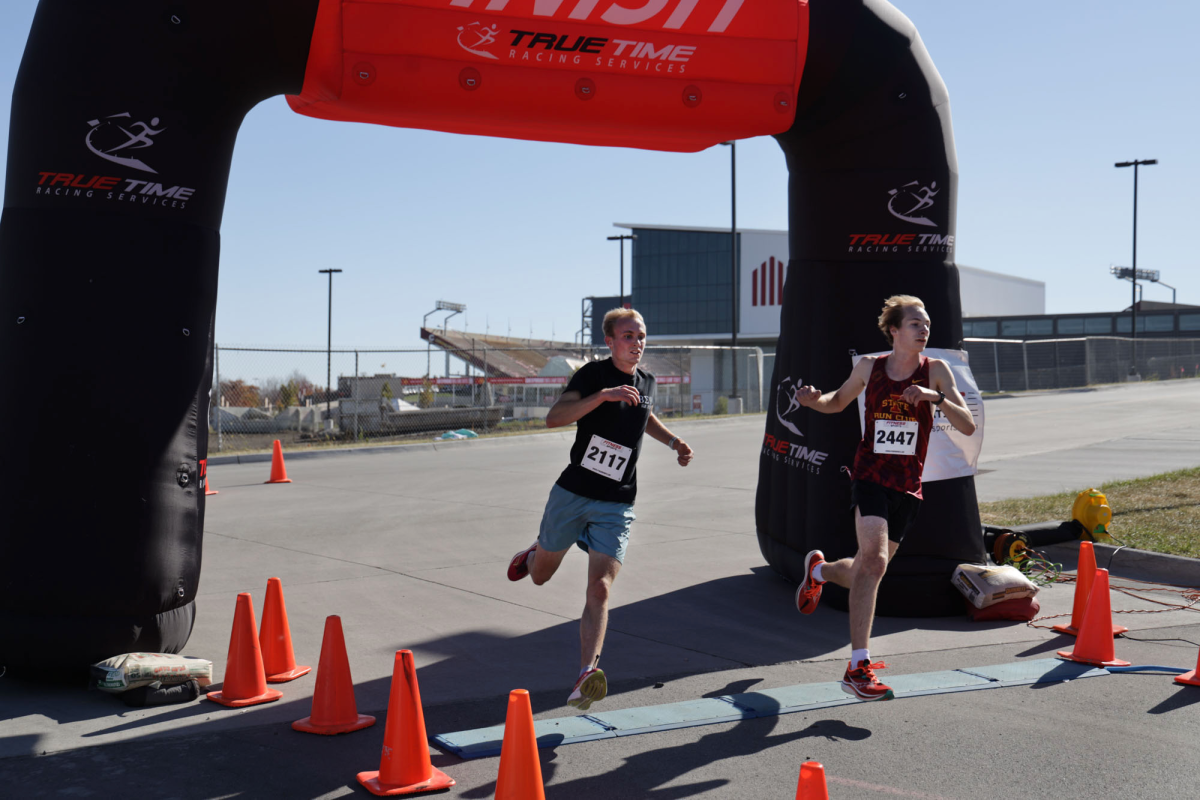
[1000,320,1026,336]
[1145,315,1175,332]
[1180,314,1200,332]
[1084,317,1112,334]
[1057,318,1084,335]
[969,320,997,337]
[1026,319,1054,335]
[1114,316,1145,333]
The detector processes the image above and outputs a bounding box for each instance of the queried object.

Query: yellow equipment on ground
[1072,489,1115,543]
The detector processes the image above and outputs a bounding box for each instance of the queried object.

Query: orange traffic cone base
[356,767,455,796]
[1175,669,1200,687]
[266,664,312,683]
[206,686,283,707]
[1051,622,1129,637]
[293,712,375,735]
[265,477,292,484]
[1055,649,1132,668]
[1055,650,1131,668]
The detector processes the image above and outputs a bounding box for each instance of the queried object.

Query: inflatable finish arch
[0,0,980,675]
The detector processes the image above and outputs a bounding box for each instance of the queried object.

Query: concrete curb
[207,414,764,466]
[1040,540,1200,589]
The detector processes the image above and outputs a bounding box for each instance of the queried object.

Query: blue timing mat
[432,658,1109,759]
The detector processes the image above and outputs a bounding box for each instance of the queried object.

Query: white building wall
[958,265,1044,317]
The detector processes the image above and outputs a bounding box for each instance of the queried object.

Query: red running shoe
[794,550,826,614]
[841,659,894,701]
[507,543,538,581]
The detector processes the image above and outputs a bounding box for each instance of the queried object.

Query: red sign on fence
[398,375,687,387]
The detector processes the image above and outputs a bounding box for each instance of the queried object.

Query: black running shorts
[850,479,921,543]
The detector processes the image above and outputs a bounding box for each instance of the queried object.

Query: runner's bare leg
[529,544,569,585]
[580,549,621,671]
[821,509,899,651]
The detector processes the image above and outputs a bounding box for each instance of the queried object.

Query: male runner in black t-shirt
[507,308,694,710]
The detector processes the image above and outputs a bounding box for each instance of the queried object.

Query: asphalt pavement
[2,379,1198,799]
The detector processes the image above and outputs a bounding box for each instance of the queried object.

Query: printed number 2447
[876,429,914,446]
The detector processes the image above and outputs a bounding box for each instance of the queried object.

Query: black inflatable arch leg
[761,0,985,616]
[0,0,319,677]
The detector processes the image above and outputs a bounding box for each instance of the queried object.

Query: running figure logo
[886,180,938,227]
[457,21,500,59]
[85,112,165,174]
[775,377,806,437]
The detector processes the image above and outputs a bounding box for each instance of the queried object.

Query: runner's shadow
[456,709,870,799]
[1016,637,1072,657]
[701,678,762,698]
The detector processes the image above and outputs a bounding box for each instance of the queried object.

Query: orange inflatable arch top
[288,0,809,151]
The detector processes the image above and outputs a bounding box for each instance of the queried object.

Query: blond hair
[602,307,645,338]
[877,295,925,345]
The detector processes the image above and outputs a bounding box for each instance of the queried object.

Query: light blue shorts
[538,484,636,563]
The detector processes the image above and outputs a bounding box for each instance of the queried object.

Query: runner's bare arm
[796,357,873,414]
[929,359,976,435]
[899,359,975,434]
[545,385,642,428]
[646,414,694,467]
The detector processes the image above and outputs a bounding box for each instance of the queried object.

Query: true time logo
[85,112,165,174]
[887,180,938,227]
[846,179,953,254]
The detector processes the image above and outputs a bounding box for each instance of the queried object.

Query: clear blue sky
[2,1,1196,352]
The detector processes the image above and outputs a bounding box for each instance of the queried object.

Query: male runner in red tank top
[790,296,976,700]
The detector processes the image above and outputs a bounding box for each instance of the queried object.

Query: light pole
[1114,158,1156,376]
[1157,280,1177,305]
[720,140,738,402]
[1110,266,1157,305]
[318,268,342,428]
[606,234,636,308]
[422,300,465,379]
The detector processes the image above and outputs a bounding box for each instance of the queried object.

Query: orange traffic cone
[265,440,292,484]
[260,577,310,682]
[1175,646,1200,687]
[1052,541,1127,636]
[795,760,829,800]
[357,650,454,796]
[207,593,284,707]
[495,689,545,800]
[294,615,376,734]
[205,480,218,496]
[1057,569,1131,667]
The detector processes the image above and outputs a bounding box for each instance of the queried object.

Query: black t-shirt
[555,358,656,504]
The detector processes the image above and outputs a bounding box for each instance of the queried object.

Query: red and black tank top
[851,354,933,498]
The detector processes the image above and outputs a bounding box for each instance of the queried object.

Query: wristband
[667,436,678,450]
[933,390,945,406]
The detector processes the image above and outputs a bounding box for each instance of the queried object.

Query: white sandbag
[91,652,213,693]
[952,563,1039,610]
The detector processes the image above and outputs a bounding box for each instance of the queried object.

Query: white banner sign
[738,230,790,336]
[852,348,985,483]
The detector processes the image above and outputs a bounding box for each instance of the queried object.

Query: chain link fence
[964,336,1200,393]
[211,344,768,453]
